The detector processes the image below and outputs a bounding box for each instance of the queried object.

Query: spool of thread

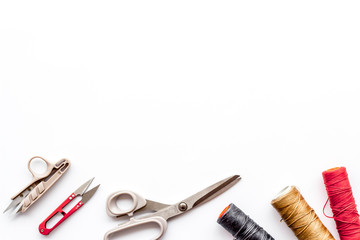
[271,186,335,240]
[217,203,274,240]
[322,167,360,240]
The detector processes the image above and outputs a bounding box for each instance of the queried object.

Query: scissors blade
[4,199,22,213]
[153,175,241,221]
[81,184,100,204]
[185,175,241,209]
[74,178,94,196]
[4,186,34,213]
[15,204,23,214]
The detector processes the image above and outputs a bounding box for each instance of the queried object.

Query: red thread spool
[322,167,360,240]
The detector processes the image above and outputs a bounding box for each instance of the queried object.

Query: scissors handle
[106,191,147,217]
[28,156,54,179]
[104,216,168,240]
[39,192,83,235]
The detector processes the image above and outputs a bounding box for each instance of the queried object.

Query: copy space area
[1,1,360,239]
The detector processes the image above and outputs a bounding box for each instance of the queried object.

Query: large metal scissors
[104,175,240,240]
[4,156,71,214]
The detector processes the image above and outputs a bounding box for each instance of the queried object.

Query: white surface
[1,1,360,239]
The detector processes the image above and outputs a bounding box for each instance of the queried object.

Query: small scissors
[39,178,100,235]
[104,175,240,240]
[4,156,71,214]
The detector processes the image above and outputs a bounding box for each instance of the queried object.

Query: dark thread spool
[217,203,275,240]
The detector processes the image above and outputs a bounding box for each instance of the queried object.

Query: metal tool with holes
[104,175,240,240]
[39,178,100,235]
[4,156,71,214]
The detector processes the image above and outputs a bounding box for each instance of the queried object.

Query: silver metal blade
[4,200,21,213]
[3,188,32,213]
[15,205,23,214]
[81,184,100,204]
[74,177,94,196]
[147,175,241,221]
[186,175,241,209]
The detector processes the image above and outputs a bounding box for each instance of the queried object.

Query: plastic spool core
[219,205,230,219]
[273,186,292,201]
[326,167,341,172]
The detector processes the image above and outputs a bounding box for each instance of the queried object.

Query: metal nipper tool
[4,156,71,214]
[39,177,100,235]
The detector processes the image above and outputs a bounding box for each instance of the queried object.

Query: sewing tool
[271,186,335,240]
[217,203,274,240]
[39,178,100,235]
[104,175,241,240]
[4,156,71,214]
[323,167,360,240]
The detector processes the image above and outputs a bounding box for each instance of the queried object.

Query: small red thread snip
[322,167,360,240]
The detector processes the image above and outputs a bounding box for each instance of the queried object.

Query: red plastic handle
[39,193,84,235]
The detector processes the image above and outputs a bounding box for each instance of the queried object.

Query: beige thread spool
[271,186,335,240]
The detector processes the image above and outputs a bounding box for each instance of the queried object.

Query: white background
[1,1,360,239]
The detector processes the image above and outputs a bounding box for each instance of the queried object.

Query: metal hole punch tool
[39,177,100,235]
[4,156,71,214]
[104,175,241,240]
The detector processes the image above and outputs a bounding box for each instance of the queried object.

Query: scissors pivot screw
[178,202,188,211]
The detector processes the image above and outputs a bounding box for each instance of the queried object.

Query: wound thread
[322,167,360,240]
[217,203,274,240]
[271,186,335,240]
